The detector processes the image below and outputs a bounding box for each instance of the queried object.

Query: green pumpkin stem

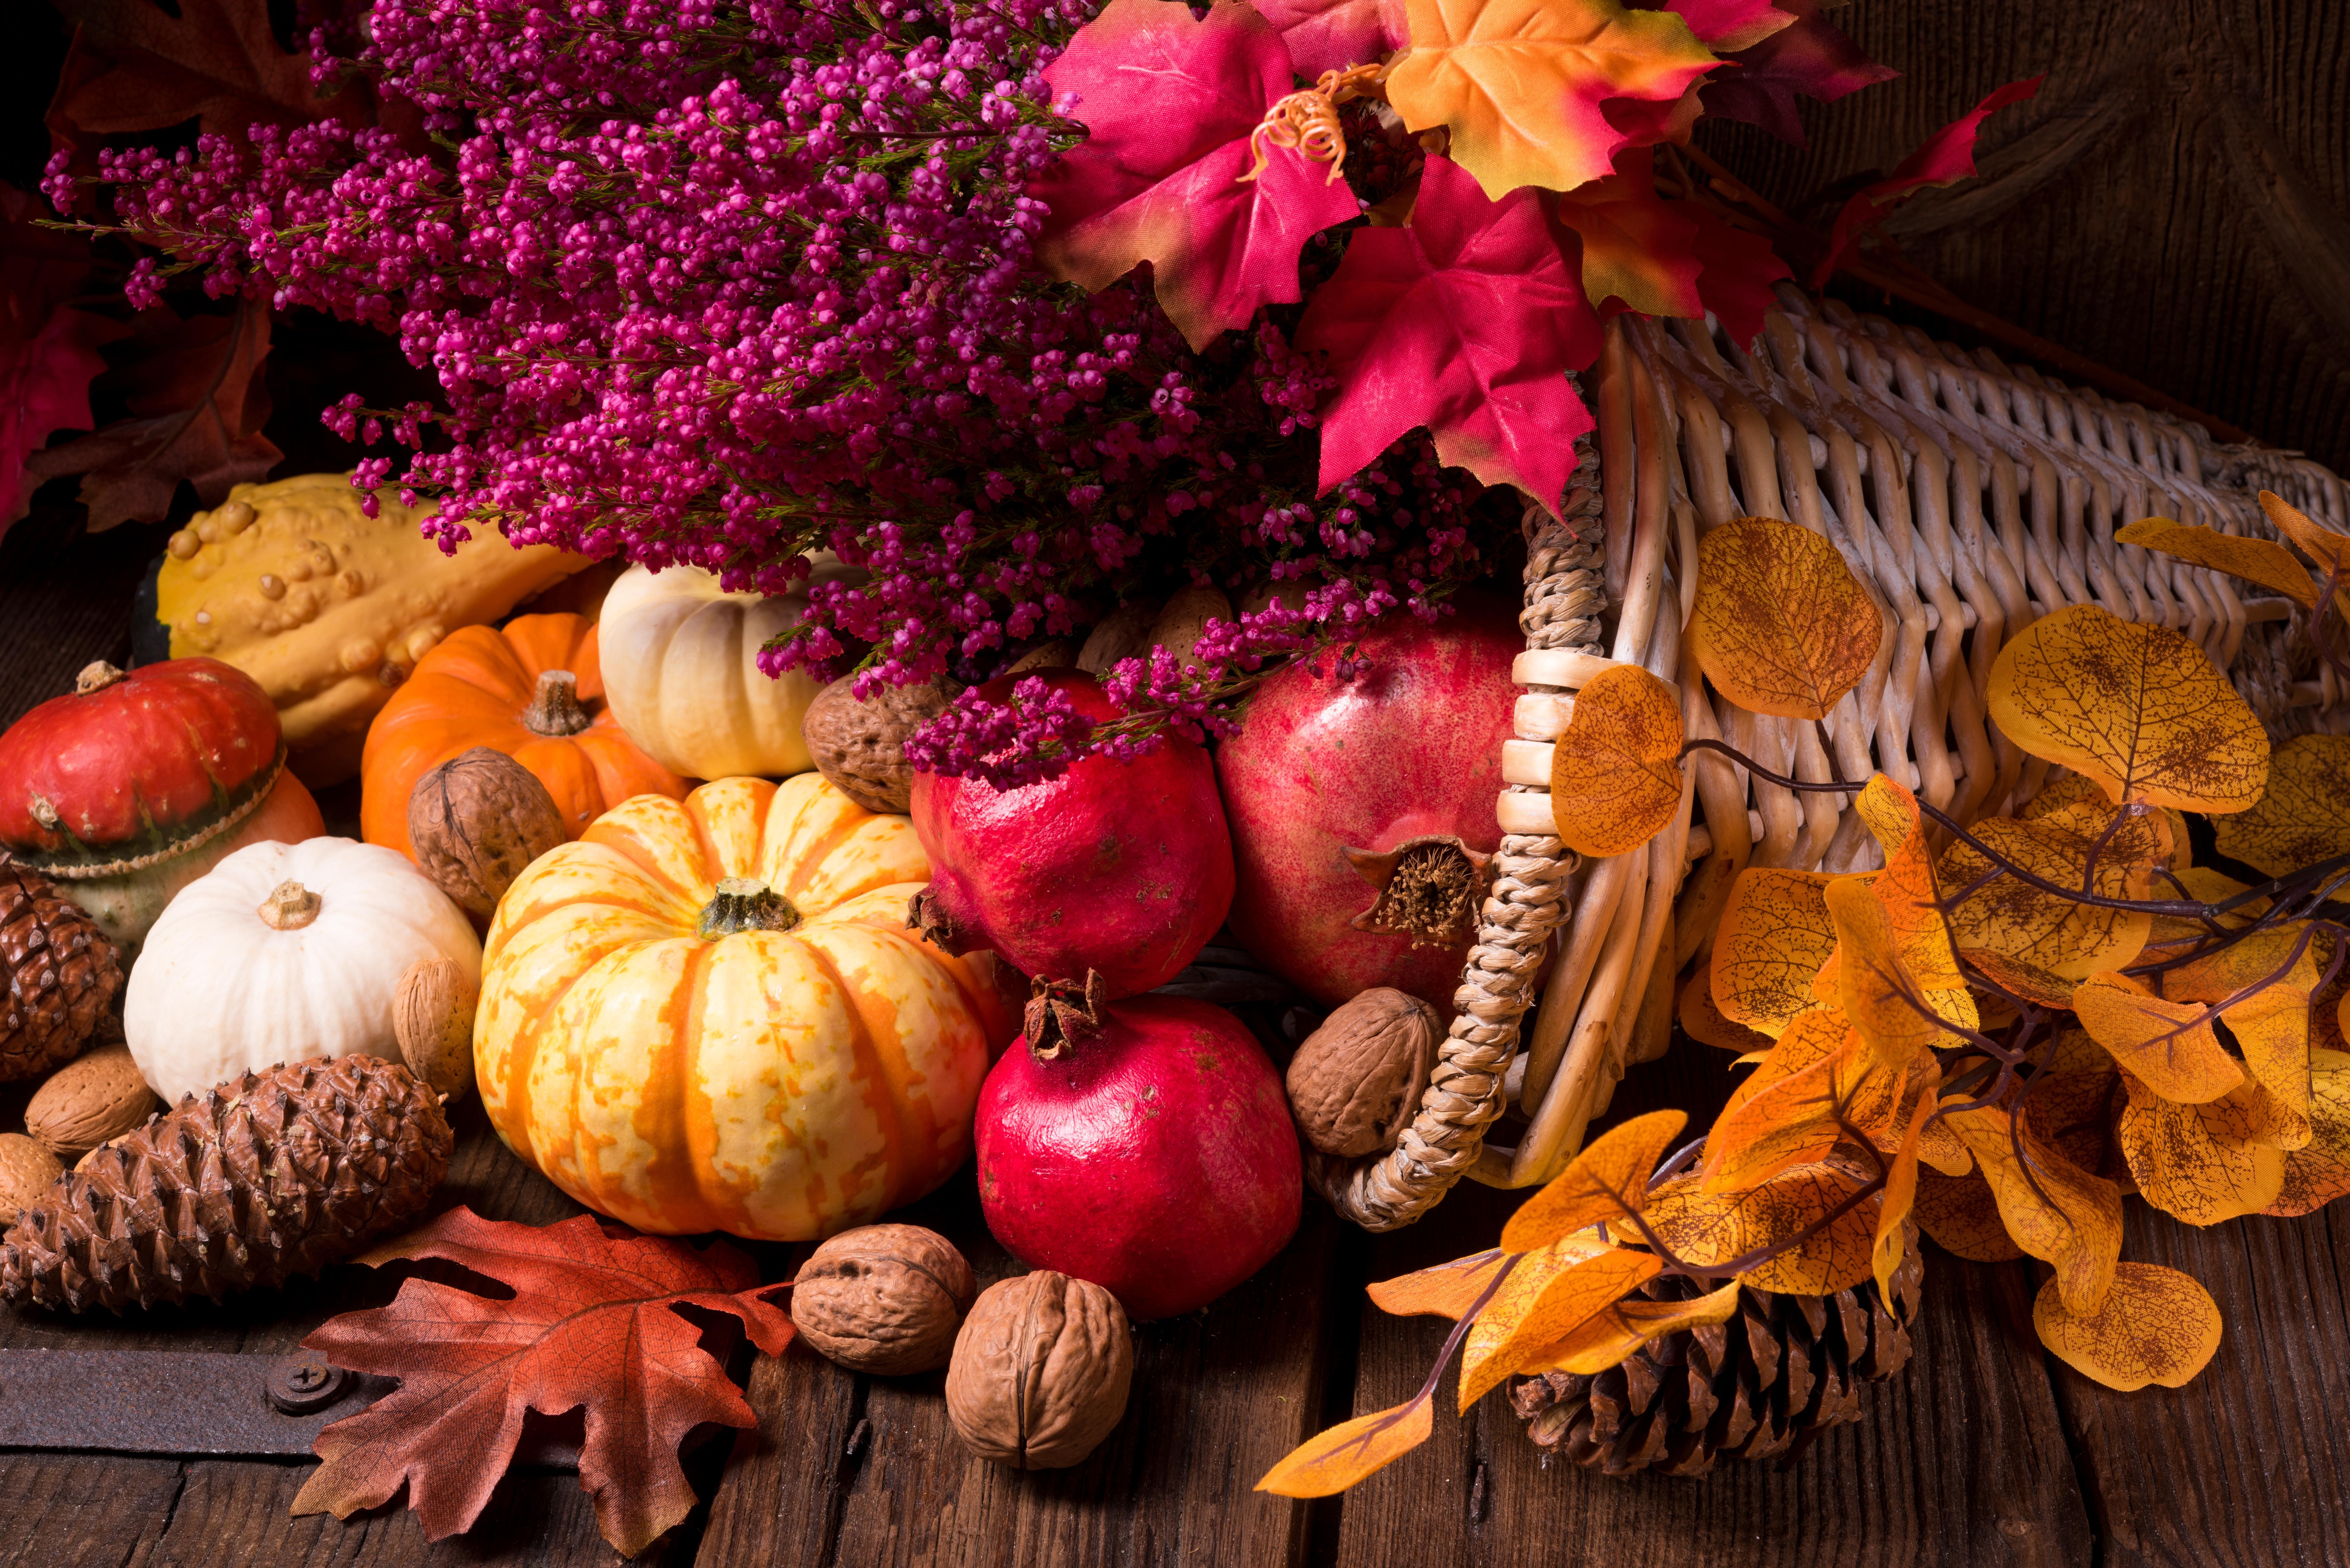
[699,877,800,938]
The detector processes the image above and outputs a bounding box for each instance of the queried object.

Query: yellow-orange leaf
[1960,948,2079,1009]
[1710,867,1841,1038]
[2033,1262,2222,1391]
[2117,1071,2288,1225]
[2167,924,2318,1139]
[2211,735,2350,881]
[1643,1161,1879,1294]
[1985,603,2270,813]
[1851,776,1969,994]
[1827,874,1978,1073]
[1873,1091,1934,1302]
[1523,1282,1744,1377]
[1385,0,1719,200]
[2267,1049,2350,1217]
[1704,1012,1923,1192]
[2259,490,2350,614]
[1681,961,1772,1052]
[1459,1248,1662,1409]
[1914,1166,2023,1260]
[1945,1103,2123,1314]
[2016,1027,2125,1177]
[1937,802,2166,980]
[1256,1394,1435,1496]
[1688,517,1884,720]
[2072,971,2244,1105]
[2142,866,2268,961]
[1365,1248,1517,1320]
[1720,1005,1846,1117]
[1500,1108,1687,1250]
[1548,663,1686,857]
[2115,517,2322,610]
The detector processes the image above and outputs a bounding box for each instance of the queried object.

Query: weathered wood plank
[1329,1046,2095,1568]
[0,1452,184,1568]
[2047,1202,2350,1568]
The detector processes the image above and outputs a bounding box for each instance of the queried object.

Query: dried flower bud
[946,1271,1133,1469]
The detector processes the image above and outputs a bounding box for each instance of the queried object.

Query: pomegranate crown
[1022,971,1112,1061]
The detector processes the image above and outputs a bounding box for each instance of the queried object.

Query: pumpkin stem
[75,661,129,696]
[257,879,323,931]
[1022,971,1110,1062]
[700,876,801,938]
[1342,835,1492,949]
[522,670,593,737]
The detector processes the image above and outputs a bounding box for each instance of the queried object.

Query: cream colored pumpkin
[124,837,481,1104]
[597,556,866,779]
[474,774,1015,1239]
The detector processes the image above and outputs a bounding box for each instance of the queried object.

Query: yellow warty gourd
[156,473,585,782]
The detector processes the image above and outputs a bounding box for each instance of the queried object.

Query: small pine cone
[0,1055,453,1313]
[1508,1240,1924,1478]
[0,860,123,1080]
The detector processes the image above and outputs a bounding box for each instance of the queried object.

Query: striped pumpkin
[475,774,1018,1238]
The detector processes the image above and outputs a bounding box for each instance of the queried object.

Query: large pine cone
[1508,1242,1924,1478]
[0,1055,452,1312]
[0,860,122,1079]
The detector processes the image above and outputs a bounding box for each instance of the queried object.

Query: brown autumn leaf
[1521,1281,1744,1377]
[2265,1049,2350,1217]
[1937,801,2167,980]
[1872,1091,1934,1301]
[291,1208,793,1557]
[2141,866,2269,962]
[2015,1027,2125,1180]
[2072,971,2245,1105]
[1688,516,1884,720]
[1548,663,1686,856]
[1961,949,2078,1010]
[1709,866,1840,1038]
[1643,1159,1880,1294]
[1912,1165,2025,1261]
[1499,1108,1687,1250]
[48,0,342,146]
[1365,1248,1517,1319]
[1458,1246,1662,1408]
[1984,604,2270,813]
[23,298,281,531]
[2116,1069,2290,1225]
[1680,959,1772,1052]
[1945,1103,2123,1314]
[1255,1392,1435,1496]
[2258,490,2350,614]
[2211,735,2350,882]
[2033,1262,2222,1391]
[2115,517,2322,611]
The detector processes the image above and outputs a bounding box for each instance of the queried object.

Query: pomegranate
[1216,597,1522,1009]
[911,670,1233,997]
[975,981,1301,1321]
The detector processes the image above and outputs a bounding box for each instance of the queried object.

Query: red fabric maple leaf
[1601,0,1789,151]
[1034,0,1362,351]
[0,187,118,531]
[1680,198,1792,348]
[291,1208,794,1559]
[1298,154,1601,512]
[1250,0,1409,78]
[1697,0,1898,147]
[1810,76,2043,286]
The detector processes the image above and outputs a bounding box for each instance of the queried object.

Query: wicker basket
[1313,286,2350,1232]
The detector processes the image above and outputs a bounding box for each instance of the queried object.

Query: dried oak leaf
[1458,1242,1661,1407]
[1688,516,1883,720]
[1985,604,2270,814]
[2116,1070,2289,1226]
[1944,1103,2121,1315]
[2266,1049,2350,1217]
[1545,662,1686,857]
[24,298,281,532]
[291,1207,793,1558]
[2033,1262,2221,1392]
[1033,0,1359,352]
[1296,153,1600,509]
[2116,517,2323,612]
[2212,735,2350,881]
[1810,76,2042,287]
[46,0,341,147]
[1642,1158,1880,1294]
[1384,0,1719,199]
[1937,799,2168,980]
[1710,866,1838,1037]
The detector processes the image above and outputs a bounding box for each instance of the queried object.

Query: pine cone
[0,860,122,1080]
[1507,1241,1924,1478]
[0,1055,452,1312]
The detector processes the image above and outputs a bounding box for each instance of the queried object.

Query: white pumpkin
[597,555,866,779]
[124,837,481,1105]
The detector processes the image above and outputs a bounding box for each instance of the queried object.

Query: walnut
[790,1224,977,1375]
[801,679,959,815]
[1285,987,1444,1158]
[407,747,565,918]
[945,1271,1133,1469]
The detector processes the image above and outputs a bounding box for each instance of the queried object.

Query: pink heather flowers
[51,0,1512,784]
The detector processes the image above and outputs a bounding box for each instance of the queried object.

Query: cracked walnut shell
[790,1223,977,1376]
[945,1271,1133,1469]
[1285,987,1444,1158]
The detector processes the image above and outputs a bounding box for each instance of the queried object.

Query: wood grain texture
[1331,1046,2096,1568]
[1701,0,2350,474]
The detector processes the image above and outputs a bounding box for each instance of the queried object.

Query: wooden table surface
[4,510,2347,1568]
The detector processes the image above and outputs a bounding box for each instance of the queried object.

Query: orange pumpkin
[360,613,692,860]
[476,774,1020,1237]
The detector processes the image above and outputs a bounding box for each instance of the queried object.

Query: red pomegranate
[1215,599,1521,1009]
[975,983,1301,1321]
[911,670,1233,997]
